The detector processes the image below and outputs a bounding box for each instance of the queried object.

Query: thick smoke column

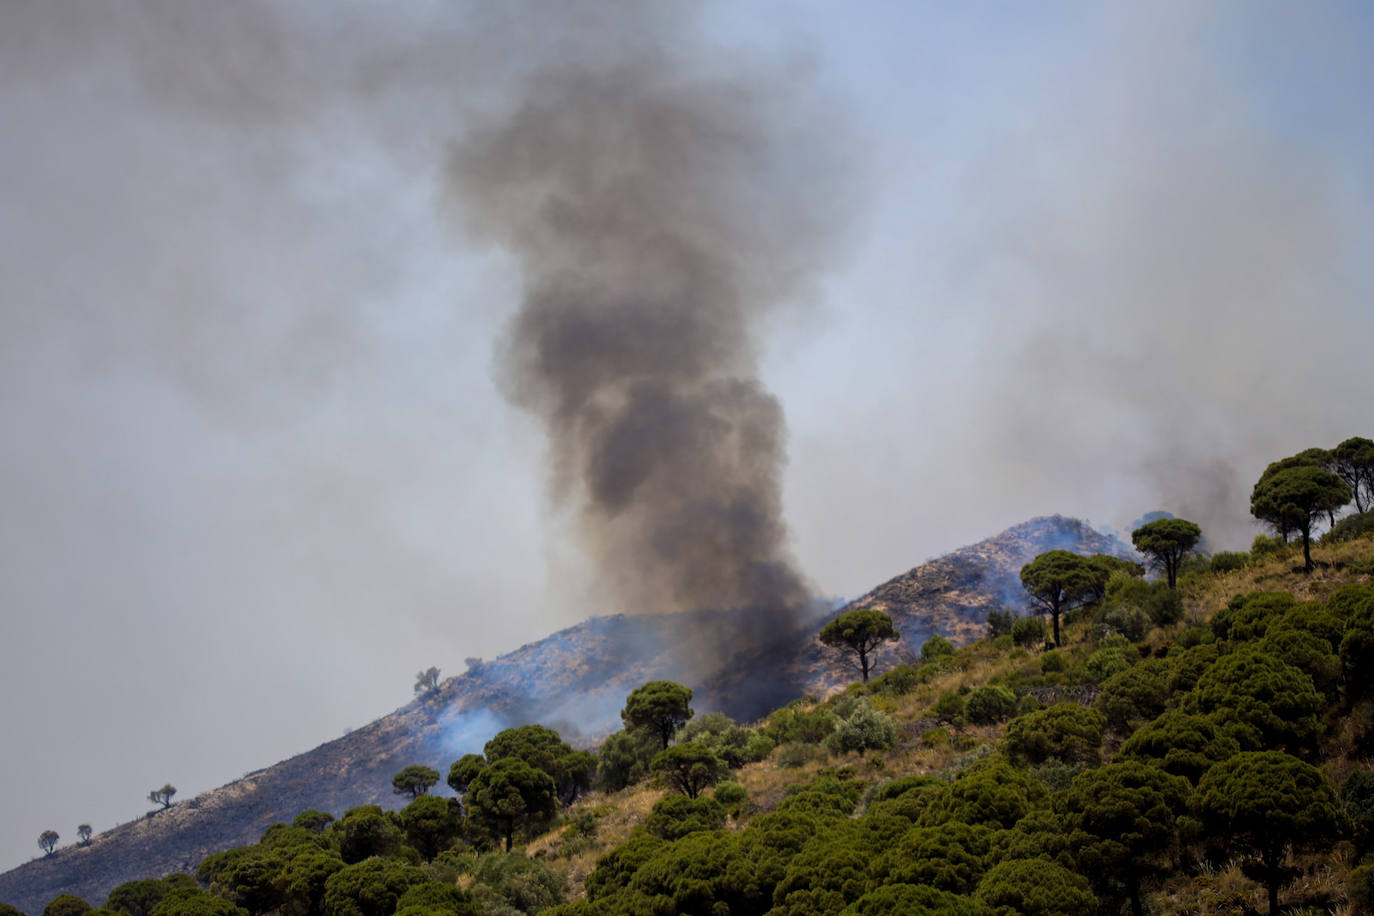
[448,8,850,619]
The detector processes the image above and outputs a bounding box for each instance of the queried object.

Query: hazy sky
[3,1,1372,874]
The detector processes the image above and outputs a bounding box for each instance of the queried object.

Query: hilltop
[0,515,1133,913]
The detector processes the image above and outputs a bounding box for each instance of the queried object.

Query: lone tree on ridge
[819,607,900,682]
[414,666,440,695]
[1131,517,1202,588]
[38,829,59,856]
[76,824,92,845]
[148,784,176,809]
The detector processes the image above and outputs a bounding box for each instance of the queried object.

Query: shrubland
[19,440,1374,916]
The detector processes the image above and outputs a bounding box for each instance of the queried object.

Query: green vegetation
[1194,751,1345,914]
[1019,550,1103,646]
[648,744,727,799]
[619,681,694,749]
[818,608,899,682]
[41,896,89,916]
[1332,437,1374,514]
[24,437,1374,916]
[1251,449,1351,572]
[466,759,558,853]
[389,767,440,800]
[1131,517,1201,588]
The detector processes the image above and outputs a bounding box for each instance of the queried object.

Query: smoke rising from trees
[446,5,854,619]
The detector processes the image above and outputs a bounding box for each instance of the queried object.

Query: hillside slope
[721,514,1137,698]
[0,515,1131,913]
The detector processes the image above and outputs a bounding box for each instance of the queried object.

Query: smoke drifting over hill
[446,5,852,620]
[3,0,1373,881]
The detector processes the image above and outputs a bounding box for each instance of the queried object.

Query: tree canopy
[1183,648,1322,755]
[1131,517,1202,588]
[620,681,694,749]
[818,608,900,682]
[464,757,557,852]
[649,742,728,799]
[973,858,1097,916]
[1019,551,1102,646]
[1194,750,1346,914]
[483,724,595,806]
[412,667,439,696]
[28,462,1374,916]
[38,829,59,856]
[1251,461,1350,572]
[41,897,90,916]
[389,766,439,800]
[1058,760,1190,916]
[148,784,176,809]
[1332,436,1374,514]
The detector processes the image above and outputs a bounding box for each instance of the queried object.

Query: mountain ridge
[0,515,1134,913]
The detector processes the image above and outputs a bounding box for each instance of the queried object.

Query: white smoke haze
[1,0,1372,874]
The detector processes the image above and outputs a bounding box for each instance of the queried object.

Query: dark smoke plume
[448,8,852,622]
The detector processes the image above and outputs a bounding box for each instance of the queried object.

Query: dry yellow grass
[527,783,665,899]
[1180,538,1373,621]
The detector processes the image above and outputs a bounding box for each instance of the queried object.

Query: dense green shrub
[1175,625,1213,648]
[921,727,950,749]
[1004,704,1106,767]
[1096,603,1151,641]
[43,897,93,916]
[841,882,986,915]
[974,858,1097,916]
[932,691,966,728]
[965,685,1017,725]
[321,858,430,916]
[1210,551,1249,573]
[1079,646,1134,683]
[712,781,749,818]
[1117,709,1241,785]
[1325,510,1374,543]
[869,820,995,894]
[866,663,924,696]
[1142,586,1185,626]
[676,712,752,768]
[1095,659,1170,732]
[1012,617,1046,648]
[469,852,566,916]
[641,795,726,840]
[595,728,659,792]
[1343,770,1374,854]
[1183,648,1323,754]
[393,882,480,916]
[765,704,839,744]
[825,699,897,756]
[931,756,1049,830]
[922,634,955,660]
[1251,534,1289,560]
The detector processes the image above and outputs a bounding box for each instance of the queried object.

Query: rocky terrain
[0,515,1134,914]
